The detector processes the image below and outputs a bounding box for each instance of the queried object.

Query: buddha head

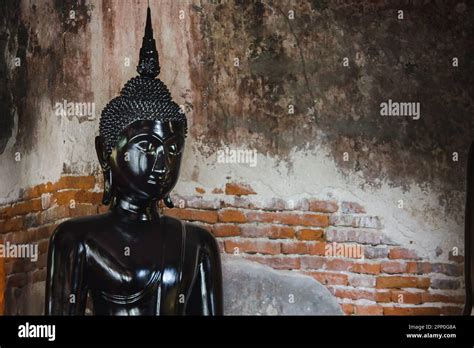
[95,7,186,208]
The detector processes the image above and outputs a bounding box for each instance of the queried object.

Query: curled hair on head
[99,77,187,160]
[98,6,187,161]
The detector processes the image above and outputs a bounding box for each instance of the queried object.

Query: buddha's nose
[152,147,169,177]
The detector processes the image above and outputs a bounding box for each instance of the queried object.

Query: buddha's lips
[147,175,171,186]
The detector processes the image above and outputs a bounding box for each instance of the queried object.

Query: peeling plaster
[0,0,472,263]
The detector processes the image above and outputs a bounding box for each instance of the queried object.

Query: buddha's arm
[45,225,88,315]
[192,233,223,315]
[202,238,223,315]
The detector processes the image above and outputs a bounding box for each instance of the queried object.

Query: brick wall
[0,175,465,315]
[0,175,102,314]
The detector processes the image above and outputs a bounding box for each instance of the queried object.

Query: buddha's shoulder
[162,215,218,247]
[50,211,112,244]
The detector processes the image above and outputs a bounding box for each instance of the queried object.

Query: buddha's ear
[95,136,113,205]
[95,136,107,169]
[163,194,174,208]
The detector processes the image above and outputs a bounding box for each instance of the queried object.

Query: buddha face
[99,119,185,202]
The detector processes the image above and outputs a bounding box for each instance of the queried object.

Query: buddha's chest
[84,225,199,313]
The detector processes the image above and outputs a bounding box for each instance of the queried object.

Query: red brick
[430,278,460,290]
[348,274,376,288]
[23,212,40,229]
[0,199,42,219]
[381,261,407,274]
[388,248,420,260]
[38,239,49,254]
[53,190,80,206]
[295,228,323,241]
[224,239,280,255]
[98,205,109,214]
[421,292,464,304]
[212,224,240,237]
[225,183,256,196]
[8,257,41,275]
[300,256,325,269]
[313,258,377,274]
[38,205,69,225]
[56,176,96,191]
[5,258,31,274]
[32,224,59,240]
[325,227,383,245]
[281,241,326,255]
[341,201,366,214]
[302,271,349,286]
[383,306,441,316]
[23,176,96,200]
[240,225,295,239]
[391,290,423,304]
[0,208,7,220]
[308,200,338,213]
[431,263,463,277]
[246,211,329,227]
[351,262,380,275]
[406,261,432,274]
[1,217,24,234]
[74,190,103,205]
[375,290,392,303]
[376,276,430,289]
[448,250,464,263]
[354,305,383,315]
[165,208,218,224]
[52,190,102,206]
[218,209,246,223]
[22,183,54,200]
[68,204,98,217]
[364,246,389,259]
[244,255,300,270]
[333,288,376,301]
[341,303,354,315]
[4,229,37,245]
[324,258,352,272]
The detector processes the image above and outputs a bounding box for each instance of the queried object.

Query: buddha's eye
[168,142,180,155]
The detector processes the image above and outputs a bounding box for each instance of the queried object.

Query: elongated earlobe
[164,194,174,208]
[102,169,113,205]
[95,136,114,206]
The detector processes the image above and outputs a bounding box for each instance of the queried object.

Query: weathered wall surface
[0,0,472,315]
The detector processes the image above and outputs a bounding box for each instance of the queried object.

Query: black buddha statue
[45,7,223,316]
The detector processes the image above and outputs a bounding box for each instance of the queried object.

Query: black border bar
[0,315,473,345]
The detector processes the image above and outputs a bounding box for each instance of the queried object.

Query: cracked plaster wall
[0,0,473,261]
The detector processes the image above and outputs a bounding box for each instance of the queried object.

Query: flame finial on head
[137,6,160,78]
